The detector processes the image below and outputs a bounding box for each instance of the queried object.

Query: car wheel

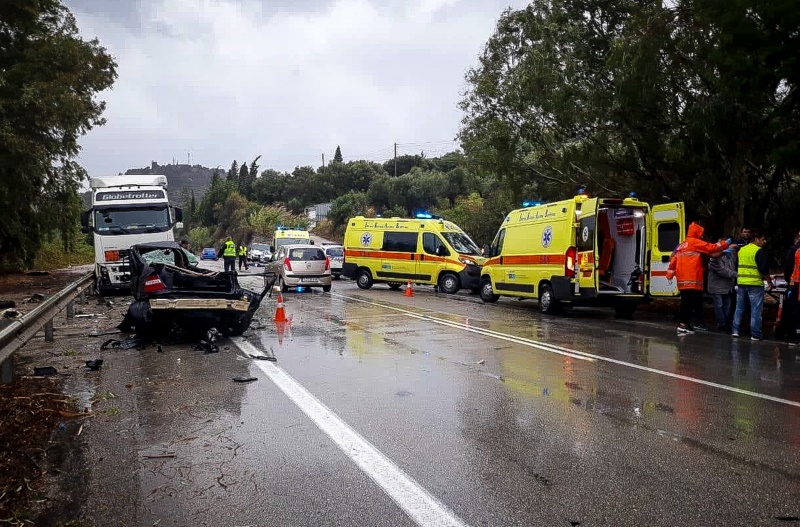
[438,273,460,294]
[539,283,559,314]
[322,285,331,292]
[388,283,402,291]
[279,276,288,293]
[479,279,499,303]
[356,269,373,289]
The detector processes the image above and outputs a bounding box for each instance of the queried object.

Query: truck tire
[438,273,460,294]
[356,269,373,290]
[479,278,499,303]
[538,283,559,314]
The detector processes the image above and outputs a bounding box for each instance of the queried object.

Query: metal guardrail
[0,272,94,367]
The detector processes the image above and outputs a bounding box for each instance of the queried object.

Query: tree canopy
[0,0,117,267]
[459,0,800,237]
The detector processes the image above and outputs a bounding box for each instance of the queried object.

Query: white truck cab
[81,175,183,295]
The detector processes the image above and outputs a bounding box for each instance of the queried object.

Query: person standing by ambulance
[782,232,800,345]
[666,222,732,335]
[732,231,774,340]
[708,242,737,332]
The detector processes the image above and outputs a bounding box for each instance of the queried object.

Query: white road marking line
[234,339,470,527]
[333,293,800,409]
[331,293,594,362]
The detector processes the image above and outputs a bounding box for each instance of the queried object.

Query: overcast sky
[63,0,525,176]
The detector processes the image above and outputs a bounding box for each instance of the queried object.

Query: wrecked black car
[121,241,274,339]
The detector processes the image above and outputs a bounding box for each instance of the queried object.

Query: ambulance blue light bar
[522,201,542,208]
[415,212,441,219]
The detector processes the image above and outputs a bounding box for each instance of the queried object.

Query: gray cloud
[62,0,526,176]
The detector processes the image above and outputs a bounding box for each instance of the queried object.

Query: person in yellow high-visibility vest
[220,236,237,273]
[732,231,775,340]
[238,244,248,271]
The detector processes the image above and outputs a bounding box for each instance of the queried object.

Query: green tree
[333,145,343,164]
[238,163,250,195]
[459,1,800,236]
[0,0,117,268]
[252,169,287,205]
[329,191,367,227]
[226,160,239,184]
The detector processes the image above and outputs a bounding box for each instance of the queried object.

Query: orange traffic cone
[274,292,288,323]
[404,279,414,297]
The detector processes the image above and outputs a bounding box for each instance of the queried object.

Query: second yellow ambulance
[342,214,485,294]
[479,194,684,317]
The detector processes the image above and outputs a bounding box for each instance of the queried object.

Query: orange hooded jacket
[666,222,730,291]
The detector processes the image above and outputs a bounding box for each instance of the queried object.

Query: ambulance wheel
[356,269,373,289]
[538,283,559,314]
[479,279,499,303]
[388,283,402,291]
[438,273,460,294]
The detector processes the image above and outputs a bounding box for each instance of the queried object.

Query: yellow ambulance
[479,194,684,317]
[342,214,486,294]
[271,227,311,252]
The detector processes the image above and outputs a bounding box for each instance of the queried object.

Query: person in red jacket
[666,222,733,335]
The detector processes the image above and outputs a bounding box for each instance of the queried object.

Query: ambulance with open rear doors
[479,194,684,317]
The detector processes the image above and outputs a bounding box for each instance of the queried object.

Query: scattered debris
[192,340,219,354]
[105,300,114,307]
[232,376,258,383]
[248,353,277,362]
[88,329,122,337]
[142,453,176,459]
[157,345,163,353]
[0,300,15,309]
[101,338,144,350]
[85,359,104,371]
[75,313,102,318]
[26,293,46,303]
[1,308,20,319]
[25,271,49,276]
[33,366,57,377]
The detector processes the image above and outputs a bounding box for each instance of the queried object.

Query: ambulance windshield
[443,232,481,256]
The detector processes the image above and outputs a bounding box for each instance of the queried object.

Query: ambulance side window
[382,232,418,253]
[577,216,595,251]
[423,233,448,256]
[657,223,680,252]
[491,229,506,257]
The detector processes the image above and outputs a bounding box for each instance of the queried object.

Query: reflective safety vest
[737,243,763,286]
[238,245,247,257]
[223,240,236,257]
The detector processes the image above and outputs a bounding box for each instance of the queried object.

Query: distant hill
[125,161,217,204]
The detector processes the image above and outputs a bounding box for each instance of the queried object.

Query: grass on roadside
[31,240,94,271]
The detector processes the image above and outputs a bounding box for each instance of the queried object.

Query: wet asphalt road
[83,263,800,527]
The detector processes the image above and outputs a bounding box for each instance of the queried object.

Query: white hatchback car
[266,244,332,292]
[323,244,344,278]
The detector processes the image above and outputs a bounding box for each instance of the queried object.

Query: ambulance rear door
[646,202,684,296]
[576,198,598,294]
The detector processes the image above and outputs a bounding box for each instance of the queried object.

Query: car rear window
[325,247,344,257]
[289,248,325,261]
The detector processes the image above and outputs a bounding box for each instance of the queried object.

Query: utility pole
[394,142,397,177]
[322,152,325,168]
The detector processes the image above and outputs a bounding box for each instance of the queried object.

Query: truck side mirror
[174,207,183,222]
[482,244,491,257]
[436,245,447,257]
[269,245,274,252]
[80,210,90,228]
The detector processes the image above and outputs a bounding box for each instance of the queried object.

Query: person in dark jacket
[708,242,737,332]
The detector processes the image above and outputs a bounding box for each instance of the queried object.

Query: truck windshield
[442,232,481,256]
[94,207,170,234]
